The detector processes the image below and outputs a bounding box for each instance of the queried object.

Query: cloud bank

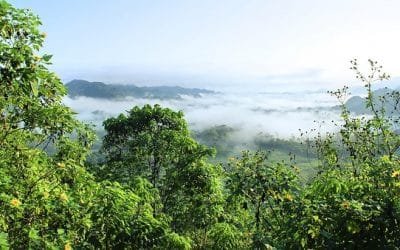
[63,89,341,139]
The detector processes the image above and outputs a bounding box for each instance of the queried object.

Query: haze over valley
[64,79,341,138]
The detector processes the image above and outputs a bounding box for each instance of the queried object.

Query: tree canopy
[2,0,400,249]
[0,1,190,248]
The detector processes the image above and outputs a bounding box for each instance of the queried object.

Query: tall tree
[282,60,400,249]
[0,1,190,248]
[99,104,226,247]
[100,104,214,199]
[225,150,298,248]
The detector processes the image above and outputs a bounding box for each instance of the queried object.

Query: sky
[9,0,400,90]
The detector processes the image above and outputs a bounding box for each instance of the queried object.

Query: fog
[63,88,342,140]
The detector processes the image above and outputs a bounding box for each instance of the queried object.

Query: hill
[345,87,400,114]
[65,79,215,99]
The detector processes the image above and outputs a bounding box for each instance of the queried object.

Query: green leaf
[28,229,40,241]
[0,232,9,250]
[42,54,52,62]
[30,80,39,97]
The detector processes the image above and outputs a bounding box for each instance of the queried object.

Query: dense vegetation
[2,1,400,249]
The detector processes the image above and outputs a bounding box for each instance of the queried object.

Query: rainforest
[1,1,400,249]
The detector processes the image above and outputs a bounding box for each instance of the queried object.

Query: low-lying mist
[63,89,342,141]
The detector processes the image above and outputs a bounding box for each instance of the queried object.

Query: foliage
[225,151,299,248]
[280,60,400,249]
[3,0,400,248]
[206,222,247,250]
[0,1,188,248]
[100,104,213,188]
[254,134,315,159]
[98,104,227,248]
[194,125,237,159]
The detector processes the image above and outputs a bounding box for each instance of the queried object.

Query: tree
[163,159,225,247]
[101,104,213,188]
[283,60,400,248]
[99,104,227,247]
[0,1,93,247]
[225,150,299,248]
[100,104,214,200]
[0,1,189,248]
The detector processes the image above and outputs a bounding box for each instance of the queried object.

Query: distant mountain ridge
[65,79,215,99]
[345,87,400,114]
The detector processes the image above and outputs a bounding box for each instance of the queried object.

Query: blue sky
[9,0,400,89]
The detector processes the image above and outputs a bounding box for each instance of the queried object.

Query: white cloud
[64,89,341,138]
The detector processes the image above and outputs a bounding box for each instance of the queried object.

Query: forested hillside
[2,1,400,249]
[66,79,214,99]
